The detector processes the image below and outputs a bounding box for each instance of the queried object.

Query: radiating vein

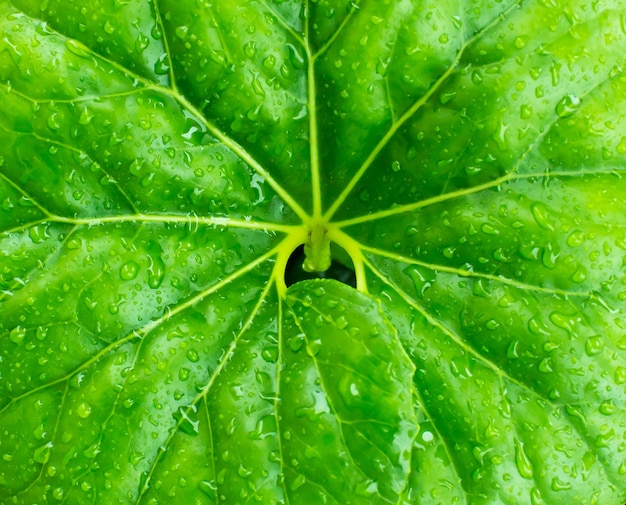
[363,256,561,409]
[152,0,178,91]
[275,298,291,505]
[13,382,69,498]
[361,245,591,298]
[0,166,52,219]
[1,15,310,223]
[311,0,362,60]
[258,0,305,48]
[51,213,296,233]
[0,245,279,416]
[0,222,77,305]
[323,0,522,220]
[304,14,322,219]
[0,82,144,104]
[137,272,276,503]
[153,86,310,221]
[285,302,396,503]
[364,254,624,487]
[0,218,50,237]
[334,168,624,228]
[1,126,141,215]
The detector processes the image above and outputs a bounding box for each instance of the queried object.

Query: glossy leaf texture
[1,0,626,504]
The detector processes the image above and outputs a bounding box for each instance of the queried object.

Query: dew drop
[198,480,217,498]
[174,25,189,39]
[33,442,52,464]
[551,477,571,491]
[76,401,92,419]
[103,19,115,34]
[47,113,61,131]
[585,335,603,356]
[555,94,580,118]
[129,451,145,467]
[599,400,617,415]
[120,260,139,280]
[614,366,626,384]
[9,326,26,344]
[179,367,190,381]
[147,253,165,289]
[514,438,533,479]
[530,202,554,231]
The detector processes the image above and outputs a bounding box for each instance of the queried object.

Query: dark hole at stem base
[284,245,356,288]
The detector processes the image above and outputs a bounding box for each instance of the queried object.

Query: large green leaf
[1,0,625,503]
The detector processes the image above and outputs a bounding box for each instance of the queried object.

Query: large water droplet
[120,261,139,280]
[514,438,534,479]
[76,401,92,419]
[9,326,26,344]
[555,95,580,118]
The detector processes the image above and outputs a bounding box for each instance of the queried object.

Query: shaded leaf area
[1,0,626,504]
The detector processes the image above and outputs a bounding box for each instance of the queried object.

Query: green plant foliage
[1,0,626,503]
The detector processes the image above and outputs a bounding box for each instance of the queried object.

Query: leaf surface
[1,1,626,504]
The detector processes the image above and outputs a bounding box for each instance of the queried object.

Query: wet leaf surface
[1,1,626,503]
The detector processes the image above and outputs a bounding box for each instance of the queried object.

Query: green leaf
[1,1,626,504]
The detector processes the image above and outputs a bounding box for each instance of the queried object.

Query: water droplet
[507,340,520,359]
[186,349,199,362]
[33,442,52,464]
[263,55,276,68]
[52,487,64,500]
[555,94,580,118]
[179,367,190,381]
[404,265,432,299]
[570,266,587,283]
[154,53,170,75]
[9,326,26,344]
[599,400,617,415]
[306,339,322,356]
[585,335,603,355]
[335,316,348,330]
[29,223,50,243]
[244,41,257,57]
[174,25,188,39]
[103,20,115,34]
[48,113,61,131]
[514,36,529,49]
[129,451,145,467]
[198,480,217,498]
[261,346,278,363]
[551,477,571,491]
[290,474,306,491]
[289,336,304,352]
[135,33,149,52]
[76,401,92,418]
[338,375,362,409]
[514,438,534,479]
[147,253,165,288]
[614,366,626,384]
[530,202,554,231]
[530,487,545,505]
[120,260,139,280]
[520,104,533,119]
